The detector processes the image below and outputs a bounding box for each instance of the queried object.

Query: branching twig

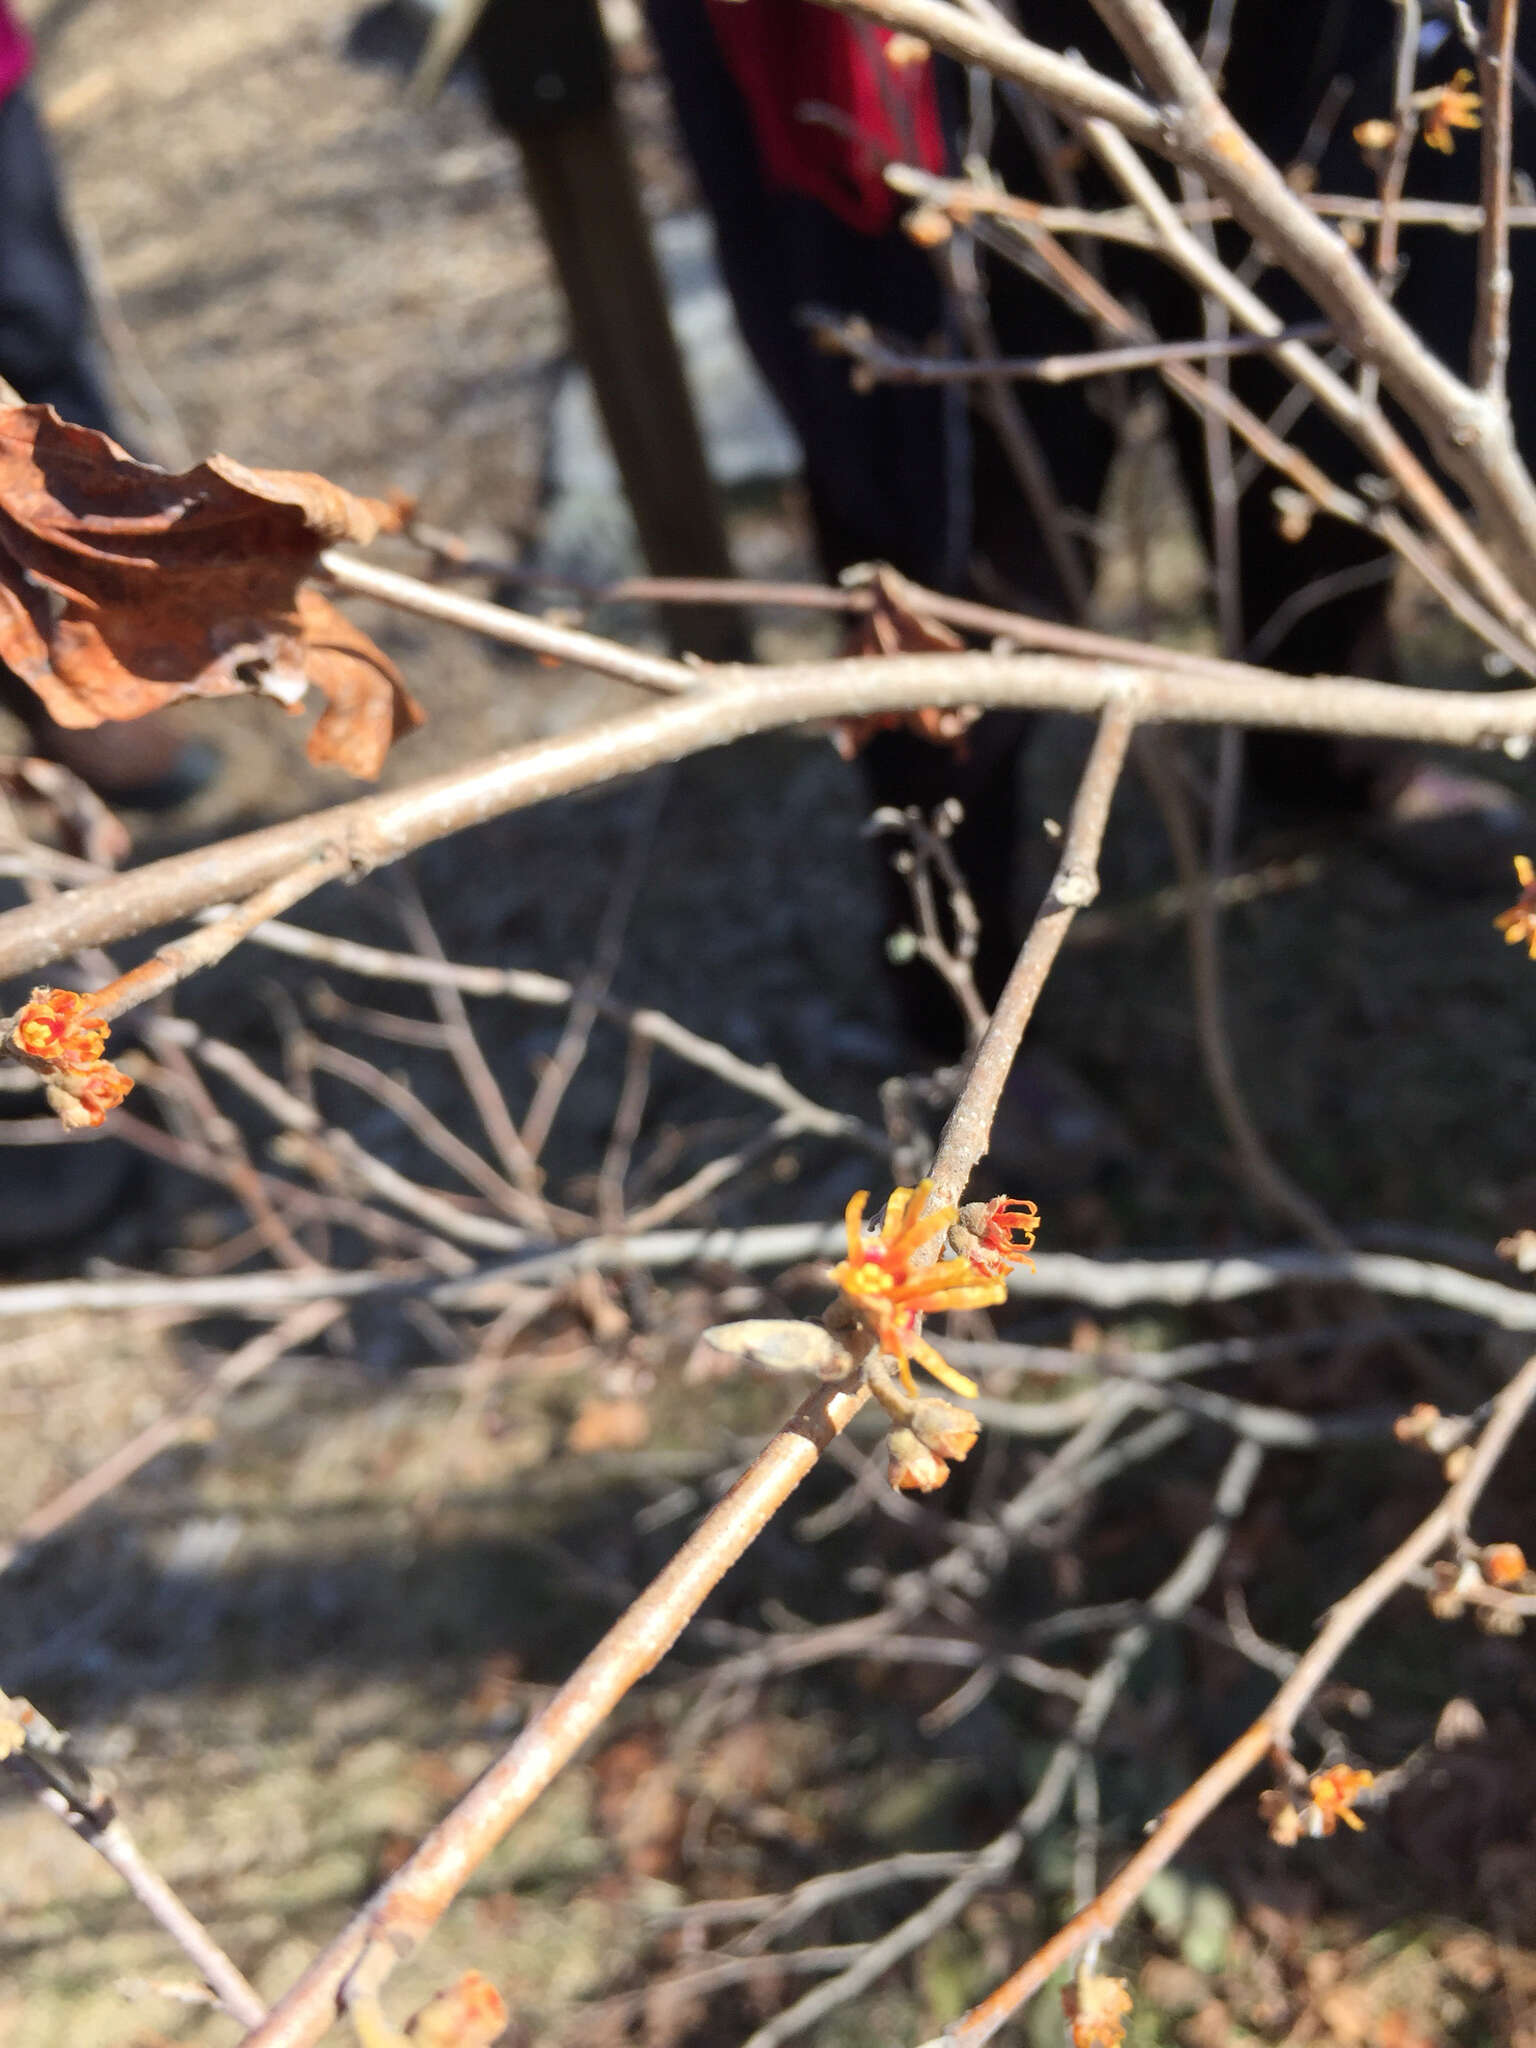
[6,649,1536,978]
[1,1692,267,2026]
[811,312,1333,385]
[934,1346,1536,2048]
[929,693,1138,1200]
[232,668,1144,2047]
[84,847,349,1024]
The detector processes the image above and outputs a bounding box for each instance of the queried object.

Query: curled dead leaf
[832,562,980,759]
[295,588,423,779]
[0,405,420,777]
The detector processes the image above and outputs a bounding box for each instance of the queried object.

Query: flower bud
[887,1427,949,1492]
[910,1397,980,1465]
[1480,1542,1528,1587]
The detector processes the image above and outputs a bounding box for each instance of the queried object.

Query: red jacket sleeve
[0,2,34,104]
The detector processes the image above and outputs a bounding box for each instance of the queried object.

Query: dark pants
[0,85,113,430]
[648,1,1536,1042]
[0,85,116,737]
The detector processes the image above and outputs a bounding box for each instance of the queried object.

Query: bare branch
[2,1692,267,2026]
[320,550,697,696]
[929,694,1138,1201]
[9,648,1535,980]
[1473,0,1521,396]
[937,1347,1536,2048]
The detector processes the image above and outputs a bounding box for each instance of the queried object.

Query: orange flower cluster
[956,1194,1041,1278]
[1062,1973,1133,2048]
[1495,854,1536,957]
[11,987,107,1066]
[1428,1542,1534,1630]
[831,1180,1013,1399]
[7,987,133,1130]
[1417,69,1482,154]
[1260,1764,1375,1844]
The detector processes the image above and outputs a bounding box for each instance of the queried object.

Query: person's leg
[0,86,209,798]
[1149,1,1529,847]
[648,0,1029,1049]
[0,85,114,429]
[645,0,966,589]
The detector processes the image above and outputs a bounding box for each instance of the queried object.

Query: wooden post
[471,0,746,659]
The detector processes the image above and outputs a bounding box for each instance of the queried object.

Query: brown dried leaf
[295,589,423,779]
[833,562,980,759]
[0,405,418,777]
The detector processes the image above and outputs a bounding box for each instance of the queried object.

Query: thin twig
[1473,0,1521,397]
[1360,0,1423,409]
[1135,730,1341,1246]
[2,1692,267,2026]
[391,876,548,1207]
[811,311,1332,384]
[519,772,668,1161]
[929,693,1138,1201]
[7,647,1536,977]
[6,1238,1536,1328]
[319,550,697,694]
[935,1346,1536,2048]
[84,847,349,1024]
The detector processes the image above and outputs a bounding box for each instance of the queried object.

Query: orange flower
[1307,1764,1374,1833]
[1262,1764,1375,1842]
[1062,1973,1133,2048]
[1481,1542,1528,1587]
[10,987,108,1069]
[1496,854,1536,956]
[964,1194,1041,1277]
[46,1059,134,1130]
[830,1181,1006,1398]
[1418,69,1482,154]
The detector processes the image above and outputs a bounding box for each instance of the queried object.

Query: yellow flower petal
[908,1336,979,1399]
